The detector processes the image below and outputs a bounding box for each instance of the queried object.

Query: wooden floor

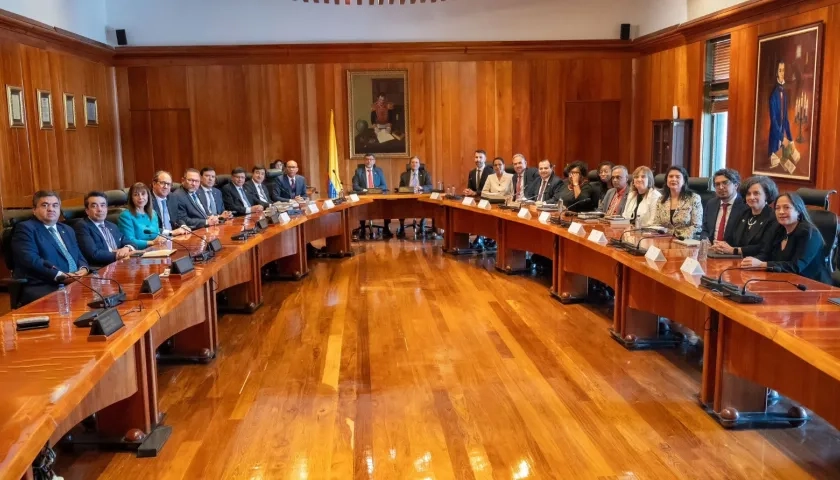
[51,240,840,479]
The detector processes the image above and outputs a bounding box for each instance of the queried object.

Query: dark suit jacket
[399,169,433,192]
[727,206,779,258]
[151,194,177,231]
[758,221,831,285]
[73,217,131,267]
[524,175,563,203]
[170,187,209,230]
[599,187,630,214]
[510,167,540,198]
[352,167,387,192]
[467,166,494,193]
[273,175,308,201]
[701,196,748,240]
[198,187,225,216]
[244,180,272,207]
[12,219,89,285]
[557,181,598,212]
[221,183,259,216]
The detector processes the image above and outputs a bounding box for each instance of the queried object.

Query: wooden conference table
[2,193,840,478]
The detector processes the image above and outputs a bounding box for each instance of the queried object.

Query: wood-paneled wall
[0,13,119,209]
[117,56,634,195]
[633,0,840,210]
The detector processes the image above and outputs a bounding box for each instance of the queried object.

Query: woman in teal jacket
[118,182,165,249]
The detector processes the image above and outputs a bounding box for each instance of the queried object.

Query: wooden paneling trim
[0,8,113,64]
[635,0,840,53]
[113,40,636,66]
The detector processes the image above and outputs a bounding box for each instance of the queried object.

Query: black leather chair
[797,188,836,211]
[215,174,231,189]
[61,206,87,227]
[171,182,182,192]
[354,163,387,239]
[796,188,839,279]
[688,177,714,205]
[654,173,666,190]
[266,169,282,182]
[105,189,128,207]
[2,210,35,310]
[106,207,125,225]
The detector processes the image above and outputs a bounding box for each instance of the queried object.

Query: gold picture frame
[64,93,76,130]
[6,85,25,128]
[37,90,53,130]
[84,95,98,126]
[347,69,410,158]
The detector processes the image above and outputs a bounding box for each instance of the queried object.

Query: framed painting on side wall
[347,69,409,158]
[751,23,824,182]
[84,95,98,126]
[64,93,76,130]
[6,85,24,128]
[37,90,53,129]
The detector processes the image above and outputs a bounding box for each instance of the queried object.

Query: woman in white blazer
[622,166,662,227]
[482,157,513,196]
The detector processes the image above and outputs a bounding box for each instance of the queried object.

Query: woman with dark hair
[557,161,597,212]
[653,165,703,239]
[117,182,166,249]
[741,192,831,284]
[270,159,285,173]
[593,161,614,202]
[712,175,780,257]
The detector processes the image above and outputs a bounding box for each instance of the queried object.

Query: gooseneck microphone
[741,278,807,294]
[143,229,213,262]
[43,260,123,309]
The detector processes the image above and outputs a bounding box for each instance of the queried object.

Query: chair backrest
[587,170,600,184]
[215,174,231,188]
[688,177,715,205]
[61,206,86,222]
[405,163,426,172]
[105,189,128,207]
[797,187,837,211]
[2,224,17,271]
[504,165,515,175]
[266,169,282,181]
[172,182,182,191]
[809,209,839,269]
[106,207,125,225]
[2,209,34,229]
[654,174,666,189]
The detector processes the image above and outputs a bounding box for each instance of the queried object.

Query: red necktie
[515,175,522,196]
[716,203,729,241]
[367,169,374,188]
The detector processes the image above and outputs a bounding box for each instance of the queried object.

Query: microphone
[87,274,126,309]
[332,170,347,204]
[43,260,123,310]
[742,278,807,295]
[556,199,588,227]
[143,229,213,262]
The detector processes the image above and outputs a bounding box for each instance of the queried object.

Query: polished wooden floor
[45,239,840,479]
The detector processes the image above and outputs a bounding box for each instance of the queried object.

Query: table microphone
[741,278,807,294]
[556,199,587,227]
[143,229,213,262]
[43,260,120,310]
[86,274,126,309]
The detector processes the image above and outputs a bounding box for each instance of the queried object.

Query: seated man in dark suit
[150,170,191,237]
[511,153,540,201]
[272,160,308,202]
[701,168,748,242]
[170,168,224,230]
[397,156,433,238]
[11,190,90,306]
[199,167,232,220]
[463,149,494,196]
[351,153,392,239]
[524,159,563,203]
[74,191,135,267]
[244,165,272,207]
[222,167,265,216]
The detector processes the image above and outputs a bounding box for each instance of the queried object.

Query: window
[700,36,730,176]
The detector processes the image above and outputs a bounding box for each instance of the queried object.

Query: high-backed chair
[796,188,839,276]
[587,170,600,184]
[688,177,714,205]
[797,188,836,211]
[266,169,282,182]
[61,206,87,227]
[2,210,35,310]
[106,208,125,225]
[654,173,666,190]
[105,189,128,207]
[215,174,231,189]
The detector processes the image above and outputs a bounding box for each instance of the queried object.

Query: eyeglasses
[611,175,625,180]
[156,181,172,187]
[714,180,732,188]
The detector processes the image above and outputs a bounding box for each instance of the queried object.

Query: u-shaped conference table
[2,193,840,478]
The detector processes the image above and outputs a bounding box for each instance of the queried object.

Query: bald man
[272,160,307,202]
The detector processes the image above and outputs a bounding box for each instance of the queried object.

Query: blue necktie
[49,226,77,273]
[161,198,172,230]
[191,192,207,216]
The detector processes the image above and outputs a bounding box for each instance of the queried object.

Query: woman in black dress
[741,192,831,284]
[712,175,779,258]
[557,161,598,212]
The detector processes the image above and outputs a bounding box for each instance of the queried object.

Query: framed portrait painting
[347,70,409,158]
[751,23,823,182]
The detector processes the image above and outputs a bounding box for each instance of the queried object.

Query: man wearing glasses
[151,170,191,236]
[598,165,630,216]
[170,168,224,230]
[701,168,747,242]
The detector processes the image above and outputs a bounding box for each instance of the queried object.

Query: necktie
[237,187,251,208]
[475,170,480,189]
[161,198,172,230]
[256,184,268,203]
[515,175,522,197]
[716,203,729,241]
[49,226,77,273]
[205,190,216,214]
[191,192,207,216]
[100,224,117,250]
[367,169,374,188]
[290,177,295,191]
[537,180,547,201]
[411,171,418,187]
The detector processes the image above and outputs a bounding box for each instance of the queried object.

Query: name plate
[680,257,705,275]
[538,211,551,224]
[348,193,360,203]
[430,192,441,200]
[304,203,320,215]
[645,245,666,262]
[477,199,491,210]
[568,222,586,237]
[462,197,476,206]
[88,307,124,341]
[587,230,608,245]
[517,208,531,219]
[279,212,291,224]
[323,199,335,210]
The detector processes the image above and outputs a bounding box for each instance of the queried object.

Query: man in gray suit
[599,165,630,216]
[199,167,232,220]
[170,168,224,230]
